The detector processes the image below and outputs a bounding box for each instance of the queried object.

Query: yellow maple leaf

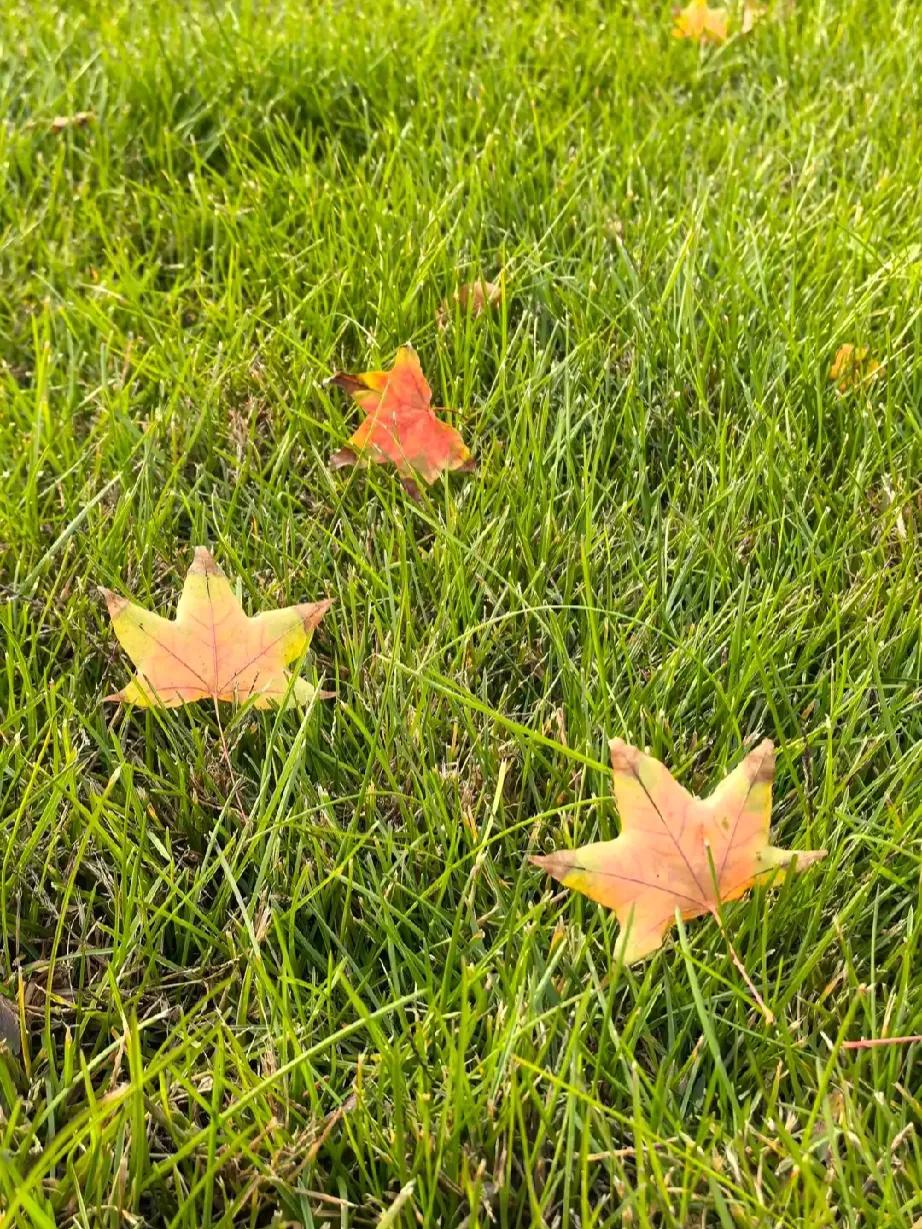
[828,343,882,393]
[672,0,730,44]
[101,547,331,709]
[532,738,825,963]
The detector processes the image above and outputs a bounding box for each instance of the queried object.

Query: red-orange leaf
[100,547,331,709]
[329,346,474,489]
[533,738,825,963]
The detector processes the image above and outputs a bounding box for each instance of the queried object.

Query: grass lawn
[2,0,921,1224]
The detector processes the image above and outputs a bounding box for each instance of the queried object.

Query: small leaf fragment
[50,111,95,132]
[437,279,502,328]
[101,546,331,710]
[532,738,825,963]
[741,1,767,32]
[329,446,359,470]
[0,996,20,1055]
[329,345,475,487]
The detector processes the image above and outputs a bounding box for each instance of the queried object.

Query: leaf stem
[842,1036,922,1050]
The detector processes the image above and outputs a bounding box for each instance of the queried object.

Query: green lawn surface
[1,0,921,1225]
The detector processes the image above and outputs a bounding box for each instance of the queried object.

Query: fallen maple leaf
[828,343,881,393]
[672,0,729,43]
[329,345,475,494]
[532,738,825,963]
[100,547,331,709]
[437,279,502,328]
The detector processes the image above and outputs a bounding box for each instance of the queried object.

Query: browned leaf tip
[529,851,576,881]
[189,546,222,576]
[327,372,367,394]
[608,737,641,774]
[298,599,333,633]
[99,587,128,618]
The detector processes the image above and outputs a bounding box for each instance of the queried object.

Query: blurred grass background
[1,0,921,1224]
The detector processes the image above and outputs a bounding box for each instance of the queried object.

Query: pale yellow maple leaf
[672,0,729,44]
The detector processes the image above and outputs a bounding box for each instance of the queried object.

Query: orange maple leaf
[532,739,825,963]
[100,547,331,709]
[672,0,729,43]
[329,346,475,492]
